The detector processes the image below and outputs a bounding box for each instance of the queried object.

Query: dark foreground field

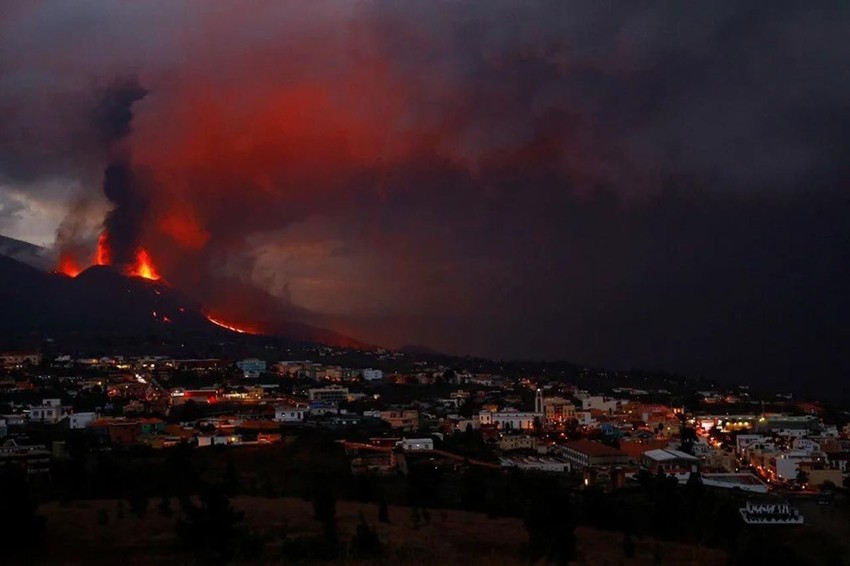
[29,496,725,565]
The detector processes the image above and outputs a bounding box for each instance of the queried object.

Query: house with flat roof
[642,448,700,474]
[560,440,628,470]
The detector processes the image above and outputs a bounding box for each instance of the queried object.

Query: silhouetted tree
[176,485,262,563]
[159,495,173,518]
[523,479,575,565]
[180,399,203,422]
[311,484,339,543]
[223,459,241,496]
[378,497,390,524]
[127,490,149,518]
[410,506,422,530]
[0,469,46,556]
[165,442,198,496]
[460,466,487,511]
[350,510,383,558]
[679,426,698,455]
[623,532,635,558]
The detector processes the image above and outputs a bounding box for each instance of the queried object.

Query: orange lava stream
[95,232,111,266]
[206,315,252,334]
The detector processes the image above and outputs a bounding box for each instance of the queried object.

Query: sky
[1,1,848,393]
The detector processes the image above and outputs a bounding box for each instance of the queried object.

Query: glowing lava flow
[206,315,252,334]
[95,232,111,266]
[56,254,82,277]
[129,249,161,281]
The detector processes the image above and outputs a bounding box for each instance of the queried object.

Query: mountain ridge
[0,242,366,350]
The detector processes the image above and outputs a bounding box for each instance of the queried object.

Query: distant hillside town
[2,345,847,500]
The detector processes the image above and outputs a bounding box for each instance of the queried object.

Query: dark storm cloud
[1,2,848,393]
[360,1,850,194]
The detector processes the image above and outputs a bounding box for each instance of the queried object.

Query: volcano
[0,242,363,349]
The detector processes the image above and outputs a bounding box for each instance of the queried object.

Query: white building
[578,395,620,414]
[542,397,576,423]
[773,451,812,482]
[769,450,823,481]
[479,409,541,431]
[500,456,571,473]
[308,385,349,404]
[775,428,808,438]
[736,434,767,454]
[399,438,434,451]
[236,358,266,378]
[68,412,97,429]
[575,411,595,426]
[643,449,700,473]
[792,438,821,453]
[196,433,242,447]
[274,406,308,422]
[28,400,66,424]
[362,369,383,382]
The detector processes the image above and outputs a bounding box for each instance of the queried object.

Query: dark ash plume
[101,160,150,264]
[96,77,150,264]
[93,77,149,146]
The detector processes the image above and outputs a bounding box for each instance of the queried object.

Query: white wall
[69,412,96,429]
[274,407,306,422]
[362,369,383,381]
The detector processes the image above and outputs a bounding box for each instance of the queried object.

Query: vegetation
[0,469,47,558]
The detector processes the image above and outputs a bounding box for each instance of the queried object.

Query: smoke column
[93,78,149,265]
[56,77,149,269]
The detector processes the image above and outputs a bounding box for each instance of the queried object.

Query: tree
[523,480,576,565]
[460,467,487,511]
[350,510,383,559]
[311,485,339,543]
[159,496,173,518]
[223,459,241,496]
[410,506,422,530]
[623,532,635,558]
[378,498,390,524]
[180,399,203,422]
[176,485,261,563]
[458,399,475,419]
[127,490,149,518]
[796,469,809,486]
[0,469,46,557]
[679,426,697,455]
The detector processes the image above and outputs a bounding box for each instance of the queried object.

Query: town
[2,342,848,562]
